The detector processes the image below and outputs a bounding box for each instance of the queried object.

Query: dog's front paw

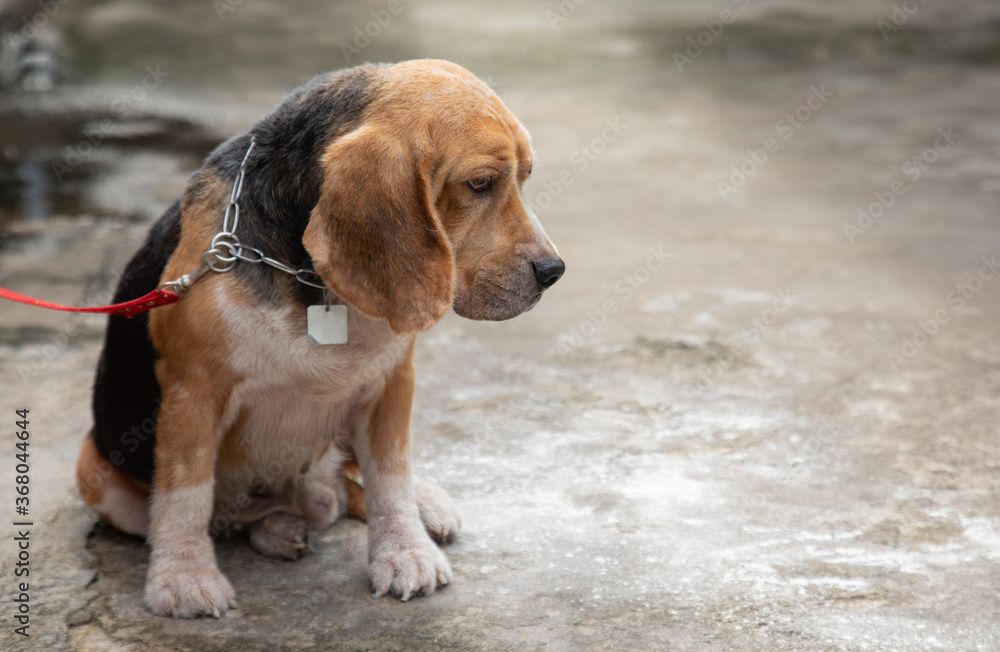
[415,478,461,543]
[368,515,452,601]
[144,561,237,618]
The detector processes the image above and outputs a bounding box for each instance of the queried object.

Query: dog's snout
[532,257,565,290]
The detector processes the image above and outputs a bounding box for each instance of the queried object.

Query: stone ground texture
[1,0,1000,650]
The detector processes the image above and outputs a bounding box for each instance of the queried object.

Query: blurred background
[2,1,1000,650]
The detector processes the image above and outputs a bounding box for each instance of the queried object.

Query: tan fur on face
[305,59,559,333]
[303,124,454,336]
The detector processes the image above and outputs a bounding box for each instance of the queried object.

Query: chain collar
[163,136,326,295]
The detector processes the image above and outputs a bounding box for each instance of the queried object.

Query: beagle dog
[74,59,564,618]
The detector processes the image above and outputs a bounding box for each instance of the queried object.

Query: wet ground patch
[0,102,219,237]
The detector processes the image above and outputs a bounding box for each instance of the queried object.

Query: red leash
[0,286,180,318]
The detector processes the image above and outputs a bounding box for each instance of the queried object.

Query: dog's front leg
[143,382,236,618]
[355,342,452,601]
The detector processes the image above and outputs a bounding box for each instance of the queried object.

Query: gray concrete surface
[2,0,1000,650]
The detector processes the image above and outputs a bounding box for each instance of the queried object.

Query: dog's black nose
[533,257,565,290]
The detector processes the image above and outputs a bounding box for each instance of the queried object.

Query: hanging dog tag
[307,305,348,345]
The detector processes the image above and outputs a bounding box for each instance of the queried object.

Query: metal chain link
[163,136,326,294]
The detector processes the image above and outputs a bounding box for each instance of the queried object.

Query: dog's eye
[468,177,492,193]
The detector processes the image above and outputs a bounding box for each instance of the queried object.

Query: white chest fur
[213,286,412,492]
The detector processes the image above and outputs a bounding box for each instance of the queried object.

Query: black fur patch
[90,66,381,484]
[206,65,381,306]
[91,202,181,484]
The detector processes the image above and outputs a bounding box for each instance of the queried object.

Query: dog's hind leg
[76,430,151,537]
[248,513,310,560]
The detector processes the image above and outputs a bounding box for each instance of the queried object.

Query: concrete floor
[2,0,1000,650]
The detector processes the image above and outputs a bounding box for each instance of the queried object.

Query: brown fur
[77,59,562,617]
[76,433,151,535]
[342,461,368,521]
[363,339,416,475]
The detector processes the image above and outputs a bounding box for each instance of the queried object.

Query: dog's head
[303,59,564,336]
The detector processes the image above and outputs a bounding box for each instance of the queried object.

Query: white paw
[144,561,236,618]
[368,515,452,601]
[249,513,310,560]
[414,478,461,543]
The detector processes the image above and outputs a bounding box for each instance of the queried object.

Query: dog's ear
[303,123,455,336]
